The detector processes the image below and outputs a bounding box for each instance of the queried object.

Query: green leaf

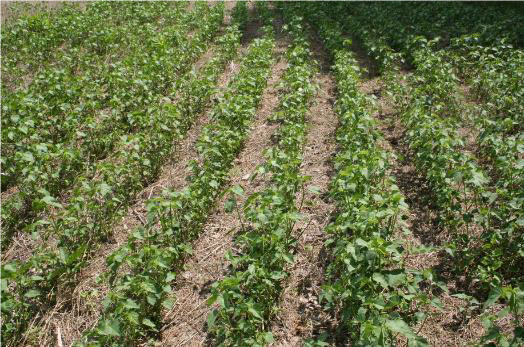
[22,152,34,162]
[257,212,268,224]
[124,299,140,310]
[263,332,274,343]
[224,197,236,213]
[484,287,501,309]
[98,319,120,336]
[231,185,244,196]
[2,263,17,273]
[372,272,388,288]
[385,319,416,338]
[207,310,217,329]
[24,289,41,298]
[308,186,321,194]
[166,272,176,282]
[248,306,263,320]
[146,295,157,306]
[142,318,156,329]
[99,182,112,196]
[207,293,219,306]
[41,195,63,208]
[162,298,175,310]
[1,279,7,291]
[386,270,406,287]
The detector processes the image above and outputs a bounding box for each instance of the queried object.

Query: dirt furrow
[159,28,289,347]
[270,35,338,346]
[359,67,505,347]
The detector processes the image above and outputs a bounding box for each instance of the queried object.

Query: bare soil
[159,14,289,347]
[270,26,338,347]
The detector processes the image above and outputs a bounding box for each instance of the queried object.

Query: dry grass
[270,26,339,346]
[160,13,290,347]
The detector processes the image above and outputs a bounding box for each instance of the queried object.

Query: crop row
[0,10,233,343]
[325,3,523,139]
[400,38,490,229]
[0,2,200,192]
[338,0,524,304]
[329,2,523,64]
[451,38,523,134]
[1,1,188,143]
[0,3,224,251]
[395,40,523,347]
[1,2,186,90]
[207,10,316,345]
[76,13,276,346]
[320,3,524,343]
[330,2,522,188]
[299,7,438,345]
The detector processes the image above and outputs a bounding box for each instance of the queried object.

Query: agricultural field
[0,1,523,346]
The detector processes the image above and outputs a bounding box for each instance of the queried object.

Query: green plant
[77,19,275,346]
[208,12,316,346]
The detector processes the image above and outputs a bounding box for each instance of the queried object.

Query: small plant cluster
[207,11,316,346]
[231,0,248,32]
[1,1,190,187]
[0,5,229,343]
[451,37,523,136]
[0,3,220,251]
[448,38,524,343]
[300,8,439,346]
[78,20,276,347]
[325,2,523,66]
[402,39,523,347]
[398,37,490,231]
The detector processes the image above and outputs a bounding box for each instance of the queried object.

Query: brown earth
[159,12,289,347]
[270,26,338,347]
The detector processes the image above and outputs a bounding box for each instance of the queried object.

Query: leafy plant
[78,18,276,346]
[208,11,316,346]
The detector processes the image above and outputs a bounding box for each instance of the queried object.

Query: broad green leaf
[372,273,388,288]
[231,185,244,196]
[385,319,416,338]
[224,197,236,213]
[207,310,217,329]
[124,299,140,310]
[98,320,120,336]
[162,298,175,310]
[24,289,41,298]
[484,287,501,309]
[248,307,262,320]
[142,318,156,329]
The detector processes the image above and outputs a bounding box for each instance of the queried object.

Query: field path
[353,48,499,347]
[159,15,289,347]
[270,29,338,346]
